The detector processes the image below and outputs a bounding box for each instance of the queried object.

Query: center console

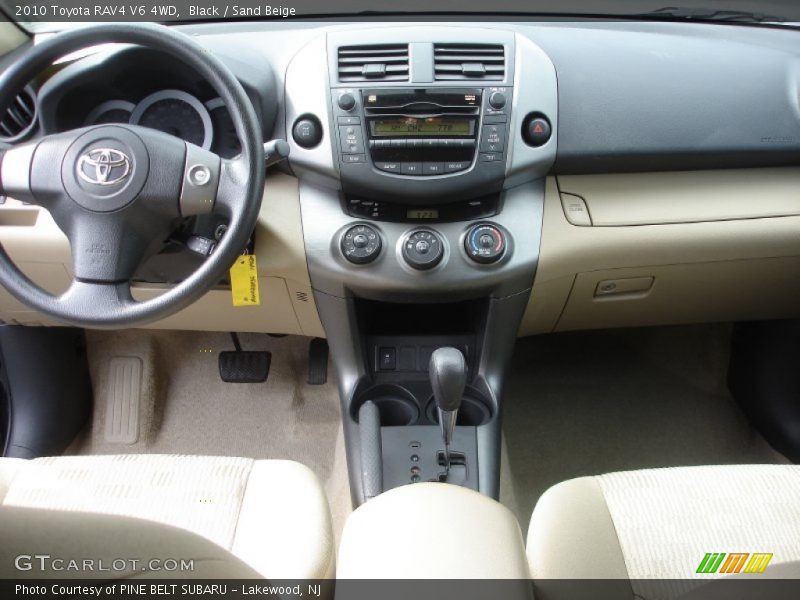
[283,25,558,506]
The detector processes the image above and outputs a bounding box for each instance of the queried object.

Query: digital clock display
[407,209,440,219]
[371,118,472,137]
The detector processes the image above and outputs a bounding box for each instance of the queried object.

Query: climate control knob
[402,229,444,270]
[341,224,381,264]
[465,223,506,264]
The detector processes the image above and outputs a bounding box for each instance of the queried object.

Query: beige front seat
[0,455,334,580]
[527,465,800,598]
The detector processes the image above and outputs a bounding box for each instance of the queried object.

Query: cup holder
[353,384,419,426]
[425,391,492,426]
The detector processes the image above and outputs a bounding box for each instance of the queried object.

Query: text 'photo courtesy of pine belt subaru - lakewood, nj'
[1,1,800,599]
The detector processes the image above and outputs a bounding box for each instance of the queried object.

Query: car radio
[331,86,512,203]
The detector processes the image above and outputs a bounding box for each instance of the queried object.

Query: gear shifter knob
[430,347,466,476]
[430,347,467,412]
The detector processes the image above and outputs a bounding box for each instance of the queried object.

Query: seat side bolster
[0,458,27,502]
[527,476,631,580]
[231,460,335,580]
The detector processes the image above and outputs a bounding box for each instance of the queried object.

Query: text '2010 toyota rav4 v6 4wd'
[0,1,799,598]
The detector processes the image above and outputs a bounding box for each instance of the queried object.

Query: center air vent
[337,44,410,82]
[434,44,505,81]
[0,86,37,142]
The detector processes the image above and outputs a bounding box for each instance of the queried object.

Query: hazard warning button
[522,114,552,147]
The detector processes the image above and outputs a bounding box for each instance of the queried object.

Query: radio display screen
[371,117,473,137]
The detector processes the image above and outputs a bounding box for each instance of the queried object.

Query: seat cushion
[528,465,800,598]
[0,455,334,579]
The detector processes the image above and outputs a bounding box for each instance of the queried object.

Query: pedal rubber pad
[104,357,142,444]
[219,351,271,383]
[307,337,329,385]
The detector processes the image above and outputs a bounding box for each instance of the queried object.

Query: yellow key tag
[229,254,260,307]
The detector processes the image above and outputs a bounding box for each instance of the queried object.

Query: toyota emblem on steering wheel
[77,148,132,186]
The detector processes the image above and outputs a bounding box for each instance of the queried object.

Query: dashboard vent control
[434,44,505,81]
[338,44,410,82]
[0,86,37,142]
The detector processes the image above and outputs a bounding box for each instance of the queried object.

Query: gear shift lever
[429,347,467,476]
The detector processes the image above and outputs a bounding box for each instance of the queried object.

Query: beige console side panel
[0,174,324,336]
[520,175,800,335]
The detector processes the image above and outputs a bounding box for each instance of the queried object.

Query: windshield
[4,0,800,33]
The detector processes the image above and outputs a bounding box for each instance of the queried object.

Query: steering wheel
[0,24,265,328]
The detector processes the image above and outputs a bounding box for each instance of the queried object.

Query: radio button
[401,162,423,176]
[339,125,365,154]
[480,125,506,152]
[390,139,408,149]
[337,116,361,125]
[480,153,503,162]
[375,161,401,173]
[342,154,366,163]
[444,161,469,173]
[423,162,445,175]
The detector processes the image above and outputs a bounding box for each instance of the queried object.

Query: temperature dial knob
[465,223,506,264]
[402,229,444,270]
[341,224,381,264]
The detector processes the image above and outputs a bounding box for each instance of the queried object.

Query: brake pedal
[219,333,271,383]
[307,337,329,385]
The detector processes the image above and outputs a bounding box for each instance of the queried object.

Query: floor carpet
[502,324,789,534]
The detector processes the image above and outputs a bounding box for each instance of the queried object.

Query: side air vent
[0,86,37,142]
[434,44,505,81]
[337,44,410,82]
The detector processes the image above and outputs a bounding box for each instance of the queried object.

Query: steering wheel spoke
[57,279,137,324]
[0,141,39,206]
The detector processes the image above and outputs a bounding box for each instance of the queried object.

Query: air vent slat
[337,44,409,83]
[0,87,37,142]
[434,43,505,81]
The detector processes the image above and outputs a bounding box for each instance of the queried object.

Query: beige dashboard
[2,168,800,336]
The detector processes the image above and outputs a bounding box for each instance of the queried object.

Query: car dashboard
[1,19,800,338]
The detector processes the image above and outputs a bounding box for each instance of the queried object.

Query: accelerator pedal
[219,333,271,383]
[307,337,329,385]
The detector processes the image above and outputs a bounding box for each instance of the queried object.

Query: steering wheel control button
[522,114,553,147]
[403,229,444,270]
[180,143,221,217]
[341,224,382,264]
[465,223,507,264]
[189,164,211,186]
[61,126,149,213]
[292,115,323,149]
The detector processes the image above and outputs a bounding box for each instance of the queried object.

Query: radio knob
[341,224,381,264]
[488,91,507,110]
[465,223,506,264]
[338,93,357,111]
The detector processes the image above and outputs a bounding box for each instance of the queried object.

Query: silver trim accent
[77,148,132,186]
[0,142,36,198]
[130,89,213,150]
[84,100,136,126]
[179,142,220,217]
